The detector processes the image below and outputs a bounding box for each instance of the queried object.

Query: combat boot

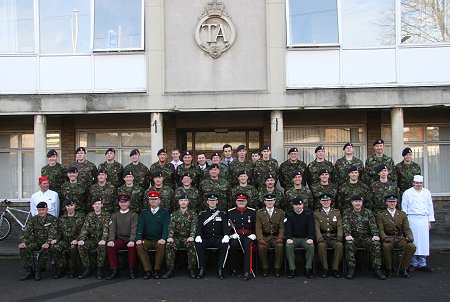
[34,269,42,281]
[385,269,392,278]
[217,268,224,279]
[305,269,315,279]
[346,268,355,279]
[196,267,205,279]
[78,267,91,279]
[374,268,386,280]
[129,269,136,279]
[162,270,174,279]
[287,269,295,278]
[20,269,34,281]
[143,270,153,280]
[96,268,103,280]
[189,270,196,279]
[401,269,410,278]
[106,269,118,280]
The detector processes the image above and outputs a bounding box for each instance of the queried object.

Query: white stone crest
[195,0,236,59]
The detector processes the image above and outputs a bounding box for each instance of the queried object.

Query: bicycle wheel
[0,215,11,241]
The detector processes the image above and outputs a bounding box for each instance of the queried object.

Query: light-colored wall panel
[0,57,37,93]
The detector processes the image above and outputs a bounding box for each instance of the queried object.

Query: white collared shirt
[151,207,160,214]
[30,189,60,218]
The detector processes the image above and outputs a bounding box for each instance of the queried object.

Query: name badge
[332,216,337,222]
[215,217,222,221]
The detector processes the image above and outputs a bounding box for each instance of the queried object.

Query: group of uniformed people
[19,140,434,281]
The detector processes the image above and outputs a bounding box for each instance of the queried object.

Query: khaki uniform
[255,208,285,270]
[314,208,343,271]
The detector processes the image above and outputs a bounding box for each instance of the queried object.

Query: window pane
[46,133,60,149]
[382,126,392,142]
[401,0,450,44]
[249,131,260,150]
[0,0,34,53]
[40,0,91,53]
[22,150,33,198]
[0,134,18,148]
[342,0,395,47]
[21,133,34,148]
[94,0,143,50]
[404,126,424,142]
[324,127,363,143]
[194,131,246,151]
[427,144,450,193]
[288,0,338,44]
[427,126,450,141]
[121,132,150,147]
[85,132,119,148]
[0,152,18,198]
[284,128,320,144]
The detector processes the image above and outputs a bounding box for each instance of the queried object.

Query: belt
[263,232,279,236]
[237,229,252,235]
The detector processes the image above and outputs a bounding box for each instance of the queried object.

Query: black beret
[402,148,412,157]
[178,193,189,200]
[237,170,247,177]
[292,198,303,205]
[291,171,302,178]
[347,165,358,173]
[319,168,330,176]
[182,151,192,157]
[130,149,140,156]
[157,148,167,155]
[181,173,192,179]
[36,202,47,209]
[64,198,76,206]
[236,145,246,152]
[315,145,325,153]
[105,148,115,155]
[75,147,86,154]
[91,196,103,205]
[351,195,363,201]
[67,166,78,173]
[288,147,298,154]
[376,164,388,174]
[123,169,133,177]
[261,144,271,151]
[265,174,275,181]
[373,139,384,146]
[152,171,163,178]
[210,152,220,159]
[343,143,353,150]
[97,167,108,175]
[47,149,58,158]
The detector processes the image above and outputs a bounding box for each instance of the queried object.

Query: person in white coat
[401,175,435,272]
[30,176,60,218]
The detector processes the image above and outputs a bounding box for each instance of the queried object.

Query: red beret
[38,176,49,183]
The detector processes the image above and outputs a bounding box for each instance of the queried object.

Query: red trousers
[107,238,136,270]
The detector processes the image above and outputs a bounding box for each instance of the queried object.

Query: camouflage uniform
[165,209,198,271]
[395,161,421,195]
[144,185,175,213]
[98,161,124,188]
[230,184,259,209]
[201,167,228,183]
[343,208,382,269]
[88,182,118,214]
[78,211,110,269]
[60,181,89,213]
[228,159,255,187]
[253,158,279,189]
[306,159,335,188]
[48,211,86,273]
[278,160,307,189]
[337,181,371,213]
[257,187,285,211]
[364,155,396,185]
[124,162,151,191]
[176,164,201,188]
[370,180,400,214]
[117,184,144,214]
[199,178,230,211]
[175,186,202,213]
[284,186,313,211]
[150,162,176,189]
[71,160,98,188]
[310,183,338,210]
[20,214,57,269]
[334,157,364,186]
[41,163,67,196]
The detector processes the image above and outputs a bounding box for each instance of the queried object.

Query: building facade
[1,0,449,234]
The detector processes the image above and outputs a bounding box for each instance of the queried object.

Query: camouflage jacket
[167,209,197,239]
[144,185,175,213]
[370,180,400,213]
[310,183,338,210]
[230,184,259,209]
[22,214,57,245]
[228,159,255,187]
[60,181,89,212]
[306,159,335,187]
[201,167,228,183]
[199,178,230,211]
[78,211,110,242]
[278,159,307,189]
[175,186,202,213]
[343,208,379,239]
[364,154,396,185]
[395,161,421,194]
[89,182,118,214]
[257,187,285,211]
[41,163,67,193]
[98,161,124,188]
[284,186,313,211]
[149,161,176,189]
[118,184,144,214]
[176,164,201,188]
[71,160,98,188]
[337,181,371,212]
[49,211,86,243]
[253,158,279,187]
[334,156,364,186]
[124,162,151,191]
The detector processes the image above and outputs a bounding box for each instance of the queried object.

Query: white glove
[248,234,256,241]
[195,236,202,243]
[221,235,230,243]
[230,233,239,239]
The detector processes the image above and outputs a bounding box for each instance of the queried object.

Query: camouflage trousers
[78,240,106,268]
[165,239,197,271]
[345,237,382,269]
[20,243,48,270]
[49,241,79,272]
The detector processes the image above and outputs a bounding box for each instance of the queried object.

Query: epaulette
[228,207,236,212]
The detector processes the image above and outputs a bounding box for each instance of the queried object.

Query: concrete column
[34,114,47,191]
[391,108,404,164]
[270,110,284,162]
[150,112,164,163]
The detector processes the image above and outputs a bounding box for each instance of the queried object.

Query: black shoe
[143,270,153,280]
[287,270,295,278]
[190,270,196,279]
[401,269,410,278]
[374,268,386,280]
[321,269,328,278]
[197,268,205,279]
[231,268,238,277]
[78,267,91,279]
[385,269,392,278]
[153,270,161,279]
[217,268,225,279]
[106,269,118,280]
[96,268,103,280]
[66,270,75,278]
[242,272,250,281]
[346,268,355,279]
[306,269,315,279]
[129,269,136,279]
[332,270,341,278]
[20,269,34,281]
[418,266,435,273]
[34,270,41,281]
[162,270,174,279]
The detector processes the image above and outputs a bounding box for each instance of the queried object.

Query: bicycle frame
[4,207,32,231]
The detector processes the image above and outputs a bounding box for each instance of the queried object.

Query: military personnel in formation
[364,139,396,185]
[313,194,343,278]
[60,166,89,212]
[310,168,338,210]
[228,193,257,281]
[285,198,315,279]
[228,144,255,187]
[376,195,416,278]
[118,170,144,214]
[253,145,279,189]
[18,202,56,281]
[176,151,200,188]
[162,193,198,279]
[370,164,400,214]
[125,148,151,190]
[194,193,230,279]
[257,174,284,210]
[48,199,85,279]
[219,143,236,169]
[251,149,261,163]
[337,165,371,213]
[334,143,364,186]
[395,147,422,196]
[150,148,176,189]
[106,194,138,280]
[170,148,183,170]
[230,171,258,209]
[343,195,385,280]
[200,163,229,211]
[284,171,313,211]
[175,173,202,213]
[255,194,285,277]
[144,171,175,213]
[41,149,66,196]
[77,196,110,280]
[88,167,118,214]
[98,148,124,189]
[306,145,335,188]
[71,147,98,188]
[278,147,307,189]
[203,152,229,181]
[136,191,170,280]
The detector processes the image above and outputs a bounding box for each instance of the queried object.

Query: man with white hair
[402,175,435,272]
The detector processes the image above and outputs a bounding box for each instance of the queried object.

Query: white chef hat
[413,175,424,182]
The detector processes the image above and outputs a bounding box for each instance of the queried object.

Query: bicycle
[0,199,32,241]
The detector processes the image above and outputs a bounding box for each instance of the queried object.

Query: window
[0,0,34,53]
[401,0,450,44]
[284,126,365,163]
[93,0,144,50]
[382,125,450,194]
[78,130,151,167]
[287,0,339,45]
[341,0,395,47]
